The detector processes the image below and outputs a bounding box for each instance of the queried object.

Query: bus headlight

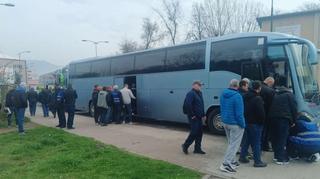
[298,112,314,122]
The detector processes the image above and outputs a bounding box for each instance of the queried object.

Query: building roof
[0,53,17,60]
[257,9,320,27]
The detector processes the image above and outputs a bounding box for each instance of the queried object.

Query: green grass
[0,127,201,179]
[0,112,30,129]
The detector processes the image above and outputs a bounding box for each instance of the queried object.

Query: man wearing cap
[181,81,206,155]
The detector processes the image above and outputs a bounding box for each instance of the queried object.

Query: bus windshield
[290,43,319,102]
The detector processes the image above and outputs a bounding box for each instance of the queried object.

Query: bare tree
[298,1,320,11]
[141,18,163,49]
[186,2,206,40]
[119,39,139,53]
[154,0,181,45]
[187,0,266,38]
[230,0,266,33]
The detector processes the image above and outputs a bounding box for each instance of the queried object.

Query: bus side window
[210,37,265,75]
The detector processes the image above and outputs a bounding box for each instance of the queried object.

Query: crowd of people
[91,84,136,126]
[182,77,299,174]
[4,83,78,134]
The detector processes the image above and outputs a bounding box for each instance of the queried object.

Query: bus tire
[89,101,94,117]
[207,108,225,135]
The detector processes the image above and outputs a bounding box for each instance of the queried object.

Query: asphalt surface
[28,110,320,179]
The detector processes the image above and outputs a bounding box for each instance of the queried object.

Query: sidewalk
[29,111,320,179]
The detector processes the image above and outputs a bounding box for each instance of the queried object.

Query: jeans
[29,102,37,116]
[223,124,244,166]
[240,124,263,164]
[99,107,107,124]
[7,106,15,126]
[271,118,290,162]
[42,103,49,117]
[65,105,75,128]
[113,105,122,123]
[124,104,133,123]
[183,117,203,151]
[57,107,66,127]
[15,108,25,133]
[105,108,112,124]
[94,106,100,124]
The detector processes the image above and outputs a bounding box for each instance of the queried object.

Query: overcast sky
[0,0,319,66]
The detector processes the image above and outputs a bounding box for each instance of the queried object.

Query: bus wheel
[208,109,225,135]
[89,102,94,117]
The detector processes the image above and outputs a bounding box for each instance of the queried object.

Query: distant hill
[27,60,61,75]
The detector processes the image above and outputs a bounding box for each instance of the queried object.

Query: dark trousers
[57,107,66,127]
[262,119,271,150]
[29,102,37,116]
[113,105,122,124]
[66,105,75,128]
[99,107,107,124]
[183,117,203,151]
[7,106,15,126]
[240,124,263,164]
[94,106,100,124]
[15,108,25,133]
[42,103,49,117]
[271,118,290,162]
[124,104,133,123]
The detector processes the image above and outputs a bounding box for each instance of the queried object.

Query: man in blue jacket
[181,81,206,155]
[219,79,245,174]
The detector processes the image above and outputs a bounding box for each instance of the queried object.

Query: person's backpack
[111,91,121,105]
[13,91,28,108]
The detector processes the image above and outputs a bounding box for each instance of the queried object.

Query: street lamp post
[81,40,109,57]
[17,51,31,85]
[0,3,15,7]
[270,0,274,32]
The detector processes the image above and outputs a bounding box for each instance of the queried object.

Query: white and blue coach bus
[68,32,320,134]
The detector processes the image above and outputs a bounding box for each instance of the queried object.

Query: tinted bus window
[166,42,206,72]
[210,37,265,74]
[69,64,76,78]
[135,50,166,73]
[111,56,134,75]
[91,60,110,77]
[75,62,92,78]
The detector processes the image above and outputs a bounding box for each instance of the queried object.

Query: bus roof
[70,32,295,65]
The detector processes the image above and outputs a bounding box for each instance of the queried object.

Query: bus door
[124,76,137,114]
[241,62,263,81]
[113,77,124,89]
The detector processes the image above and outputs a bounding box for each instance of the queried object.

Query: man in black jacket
[64,84,78,129]
[13,83,28,134]
[92,85,100,125]
[260,77,275,151]
[27,87,38,116]
[239,81,267,167]
[39,86,50,117]
[182,81,206,155]
[5,89,16,126]
[269,77,297,165]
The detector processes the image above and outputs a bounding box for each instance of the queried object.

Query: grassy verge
[0,127,201,179]
[0,112,30,129]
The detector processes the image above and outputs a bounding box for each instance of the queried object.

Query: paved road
[29,111,320,179]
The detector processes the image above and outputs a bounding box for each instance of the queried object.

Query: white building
[0,54,27,85]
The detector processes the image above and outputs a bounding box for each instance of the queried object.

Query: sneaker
[239,157,250,164]
[275,160,289,165]
[273,158,278,162]
[231,162,240,169]
[254,162,267,168]
[181,144,188,155]
[220,164,236,174]
[289,156,300,160]
[193,150,206,155]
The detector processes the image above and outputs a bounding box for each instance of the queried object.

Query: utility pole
[270,0,274,32]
